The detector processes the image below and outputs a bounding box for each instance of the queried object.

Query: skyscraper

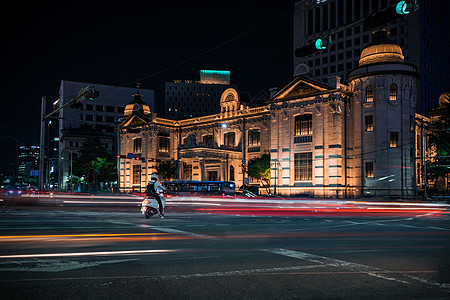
[293,0,450,113]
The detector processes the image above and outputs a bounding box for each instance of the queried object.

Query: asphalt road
[0,205,449,299]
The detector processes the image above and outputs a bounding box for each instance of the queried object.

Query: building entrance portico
[178,146,242,183]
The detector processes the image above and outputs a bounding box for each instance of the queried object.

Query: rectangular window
[295,152,312,181]
[224,132,235,147]
[133,165,141,185]
[248,129,261,147]
[159,137,170,152]
[390,132,399,147]
[365,115,373,131]
[295,115,312,136]
[133,138,142,153]
[365,161,374,178]
[203,135,213,145]
[366,86,374,102]
[183,163,192,180]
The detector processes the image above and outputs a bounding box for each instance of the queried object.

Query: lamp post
[270,160,280,195]
[221,122,247,185]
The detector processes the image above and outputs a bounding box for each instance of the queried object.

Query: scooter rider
[146,174,166,217]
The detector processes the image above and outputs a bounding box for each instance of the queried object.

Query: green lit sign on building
[200,70,230,85]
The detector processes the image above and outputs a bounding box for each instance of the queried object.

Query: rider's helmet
[150,174,158,181]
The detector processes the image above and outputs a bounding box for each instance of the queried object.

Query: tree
[156,160,178,181]
[244,154,270,194]
[72,137,117,191]
[426,105,450,191]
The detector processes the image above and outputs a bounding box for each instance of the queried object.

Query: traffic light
[69,86,100,109]
[295,36,332,58]
[134,156,145,161]
[116,154,126,159]
[149,158,161,163]
[363,1,418,31]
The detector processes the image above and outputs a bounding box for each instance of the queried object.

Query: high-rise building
[17,146,40,187]
[164,70,236,119]
[56,81,155,190]
[293,0,450,113]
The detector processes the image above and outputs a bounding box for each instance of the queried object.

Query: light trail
[0,249,179,259]
[0,232,168,239]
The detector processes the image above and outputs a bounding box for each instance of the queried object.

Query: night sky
[1,1,295,173]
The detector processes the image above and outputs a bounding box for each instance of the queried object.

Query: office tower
[293,0,450,112]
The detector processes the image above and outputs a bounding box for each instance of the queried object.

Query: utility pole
[39,96,46,191]
[38,87,99,191]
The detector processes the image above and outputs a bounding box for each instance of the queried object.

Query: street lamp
[270,160,280,195]
[221,122,247,185]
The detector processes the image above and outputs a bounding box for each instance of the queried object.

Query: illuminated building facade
[164,70,236,119]
[17,146,40,187]
[293,0,449,113]
[118,31,419,197]
[118,88,269,192]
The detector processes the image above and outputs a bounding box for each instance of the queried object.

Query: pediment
[121,114,149,127]
[272,77,332,101]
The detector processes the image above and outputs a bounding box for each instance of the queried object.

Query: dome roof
[124,92,150,116]
[359,30,404,66]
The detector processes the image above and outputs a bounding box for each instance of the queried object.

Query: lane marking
[266,248,409,284]
[266,248,450,292]
[0,249,179,259]
[0,259,137,272]
[145,225,215,239]
[427,226,450,231]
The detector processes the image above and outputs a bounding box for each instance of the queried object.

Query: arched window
[366,86,373,102]
[229,165,235,181]
[389,83,398,101]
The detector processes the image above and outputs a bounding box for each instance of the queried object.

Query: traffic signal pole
[295,1,419,58]
[38,87,99,191]
[38,96,46,191]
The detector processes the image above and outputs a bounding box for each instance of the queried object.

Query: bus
[162,180,236,196]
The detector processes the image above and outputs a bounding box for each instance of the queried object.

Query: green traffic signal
[395,1,411,15]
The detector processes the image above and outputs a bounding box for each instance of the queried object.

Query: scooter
[140,192,165,219]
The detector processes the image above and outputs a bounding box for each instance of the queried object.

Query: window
[248,129,261,147]
[365,115,374,131]
[389,83,398,101]
[295,115,312,136]
[295,152,312,181]
[229,165,235,181]
[133,138,142,153]
[159,137,170,152]
[366,86,373,102]
[183,163,192,180]
[365,162,374,178]
[224,132,235,147]
[390,132,399,148]
[133,165,141,185]
[203,134,213,145]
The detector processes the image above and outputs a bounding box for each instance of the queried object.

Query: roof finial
[136,81,141,94]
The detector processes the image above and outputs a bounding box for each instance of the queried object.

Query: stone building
[118,30,419,198]
[117,88,270,192]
